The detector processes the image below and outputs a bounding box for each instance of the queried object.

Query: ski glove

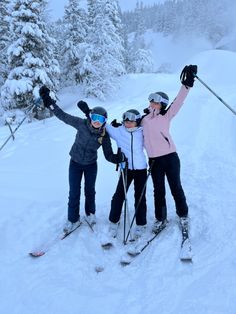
[39,86,55,109]
[143,107,150,114]
[116,150,127,164]
[111,119,122,127]
[77,100,91,117]
[180,65,198,87]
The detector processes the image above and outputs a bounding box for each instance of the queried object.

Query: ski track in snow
[1,50,236,313]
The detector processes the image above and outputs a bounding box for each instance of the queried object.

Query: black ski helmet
[122,109,141,126]
[90,106,107,118]
[148,92,169,109]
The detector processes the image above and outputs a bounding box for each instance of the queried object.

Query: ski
[120,222,167,266]
[83,218,114,250]
[100,237,132,250]
[179,219,192,262]
[101,242,113,250]
[100,232,116,250]
[29,222,82,257]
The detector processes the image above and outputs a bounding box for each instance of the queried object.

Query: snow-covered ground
[1,49,236,314]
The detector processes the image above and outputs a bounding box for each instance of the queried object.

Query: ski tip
[29,251,45,257]
[120,260,131,266]
[127,250,140,257]
[101,242,113,250]
[95,266,104,273]
[180,257,193,263]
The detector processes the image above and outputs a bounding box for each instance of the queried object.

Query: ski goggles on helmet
[148,93,169,105]
[122,111,141,122]
[90,113,106,124]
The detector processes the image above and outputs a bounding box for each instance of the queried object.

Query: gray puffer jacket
[52,104,118,165]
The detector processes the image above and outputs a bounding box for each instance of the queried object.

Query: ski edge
[120,223,167,266]
[29,222,83,258]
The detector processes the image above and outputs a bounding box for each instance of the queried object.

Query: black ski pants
[109,168,147,226]
[68,159,97,223]
[149,152,188,221]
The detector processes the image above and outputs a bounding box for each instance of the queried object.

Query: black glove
[111,119,122,127]
[180,65,198,87]
[77,100,91,117]
[143,107,150,114]
[39,86,55,108]
[116,149,127,164]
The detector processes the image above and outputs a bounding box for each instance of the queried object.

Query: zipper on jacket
[160,132,170,147]
[131,132,134,169]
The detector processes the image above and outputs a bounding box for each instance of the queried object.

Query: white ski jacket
[106,124,147,170]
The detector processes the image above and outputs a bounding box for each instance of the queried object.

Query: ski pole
[194,74,236,115]
[5,120,15,141]
[124,160,155,244]
[0,103,36,152]
[120,162,129,244]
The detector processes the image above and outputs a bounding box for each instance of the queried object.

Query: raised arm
[166,85,190,119]
[39,86,83,129]
[166,64,197,119]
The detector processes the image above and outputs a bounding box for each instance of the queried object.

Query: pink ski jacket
[142,85,190,158]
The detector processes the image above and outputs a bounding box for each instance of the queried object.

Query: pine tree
[87,0,96,24]
[104,0,125,76]
[133,49,154,73]
[132,2,146,50]
[0,0,11,87]
[1,0,60,110]
[81,0,125,99]
[61,0,87,86]
[49,18,66,88]
[127,1,154,73]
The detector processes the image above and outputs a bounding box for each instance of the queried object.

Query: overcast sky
[47,0,163,20]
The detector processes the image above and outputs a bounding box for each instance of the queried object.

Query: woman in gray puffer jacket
[39,86,124,234]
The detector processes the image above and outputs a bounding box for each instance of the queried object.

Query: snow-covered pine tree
[1,0,60,111]
[81,0,125,99]
[126,2,154,73]
[133,48,154,73]
[61,0,87,86]
[133,1,146,50]
[198,0,232,45]
[0,0,11,87]
[87,0,96,24]
[104,0,125,76]
[122,29,133,73]
[104,0,126,76]
[162,1,177,37]
[49,18,66,87]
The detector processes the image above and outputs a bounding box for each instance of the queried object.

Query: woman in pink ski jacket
[141,65,197,232]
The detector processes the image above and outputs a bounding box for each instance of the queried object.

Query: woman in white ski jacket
[106,109,147,238]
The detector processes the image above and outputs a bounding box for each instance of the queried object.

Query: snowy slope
[1,50,236,314]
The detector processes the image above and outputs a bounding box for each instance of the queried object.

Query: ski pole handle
[116,147,127,171]
[119,161,126,169]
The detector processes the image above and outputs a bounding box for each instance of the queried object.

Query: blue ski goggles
[148,93,169,105]
[90,113,106,124]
